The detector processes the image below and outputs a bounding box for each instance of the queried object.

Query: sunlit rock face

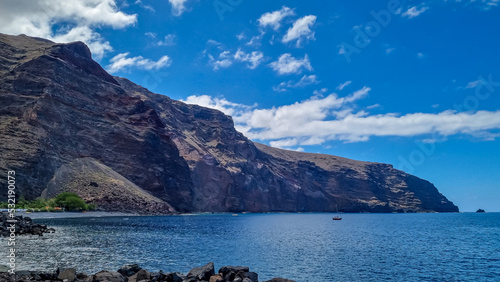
[0,34,458,213]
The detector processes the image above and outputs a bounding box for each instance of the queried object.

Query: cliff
[0,34,458,213]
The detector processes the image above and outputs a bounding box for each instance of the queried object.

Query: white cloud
[236,32,245,40]
[182,87,500,146]
[0,0,137,60]
[246,33,264,47]
[208,49,264,70]
[209,53,233,71]
[273,75,320,92]
[336,81,352,91]
[386,47,396,54]
[135,0,155,12]
[269,138,299,148]
[51,26,113,60]
[465,79,485,89]
[169,0,189,16]
[107,53,172,73]
[367,104,381,110]
[269,53,313,75]
[258,6,295,30]
[282,15,317,47]
[157,34,177,46]
[402,5,429,18]
[207,39,222,46]
[181,95,255,118]
[145,32,156,39]
[234,49,265,69]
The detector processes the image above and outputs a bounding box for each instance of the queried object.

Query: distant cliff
[0,34,458,213]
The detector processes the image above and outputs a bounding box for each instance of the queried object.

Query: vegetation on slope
[0,193,96,212]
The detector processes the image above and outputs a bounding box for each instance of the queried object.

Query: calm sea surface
[2,213,499,281]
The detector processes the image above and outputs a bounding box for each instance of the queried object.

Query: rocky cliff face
[0,34,458,213]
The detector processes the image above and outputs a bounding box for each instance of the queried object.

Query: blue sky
[1,0,499,211]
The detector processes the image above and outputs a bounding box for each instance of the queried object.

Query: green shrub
[1,193,96,212]
[54,192,88,211]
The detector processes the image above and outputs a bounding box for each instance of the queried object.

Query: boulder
[219,266,249,274]
[219,266,250,281]
[117,264,142,277]
[76,272,91,281]
[162,272,184,282]
[187,262,215,281]
[92,270,127,282]
[0,212,55,237]
[39,271,58,280]
[237,271,258,282]
[57,268,76,282]
[209,274,224,282]
[128,269,150,282]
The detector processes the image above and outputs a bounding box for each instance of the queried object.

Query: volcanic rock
[0,33,458,213]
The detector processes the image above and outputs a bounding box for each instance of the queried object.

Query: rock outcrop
[0,213,55,236]
[0,34,459,213]
[0,262,295,282]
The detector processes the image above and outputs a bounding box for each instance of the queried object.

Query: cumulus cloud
[234,49,265,69]
[386,47,396,54]
[107,53,172,73]
[273,75,320,92]
[402,5,429,18]
[246,32,264,47]
[258,6,295,30]
[465,79,487,89]
[145,33,177,46]
[183,87,500,146]
[282,15,317,47]
[269,53,313,75]
[169,0,189,16]
[182,95,255,118]
[135,0,155,12]
[208,51,233,71]
[157,34,177,46]
[336,81,352,91]
[0,0,137,60]
[208,49,264,71]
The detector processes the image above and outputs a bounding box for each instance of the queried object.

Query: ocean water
[1,213,499,281]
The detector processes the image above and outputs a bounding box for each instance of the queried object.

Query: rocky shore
[0,262,295,282]
[0,213,55,237]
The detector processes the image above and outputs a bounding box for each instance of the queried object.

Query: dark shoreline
[0,262,295,282]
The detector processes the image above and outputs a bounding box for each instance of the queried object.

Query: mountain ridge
[0,33,459,213]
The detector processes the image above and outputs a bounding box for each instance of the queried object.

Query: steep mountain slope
[0,34,458,213]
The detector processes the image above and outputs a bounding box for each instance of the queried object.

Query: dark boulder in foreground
[0,262,295,282]
[0,212,55,237]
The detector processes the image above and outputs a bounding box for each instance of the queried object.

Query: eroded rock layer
[0,34,458,213]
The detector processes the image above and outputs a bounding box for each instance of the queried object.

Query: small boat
[332,205,342,221]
